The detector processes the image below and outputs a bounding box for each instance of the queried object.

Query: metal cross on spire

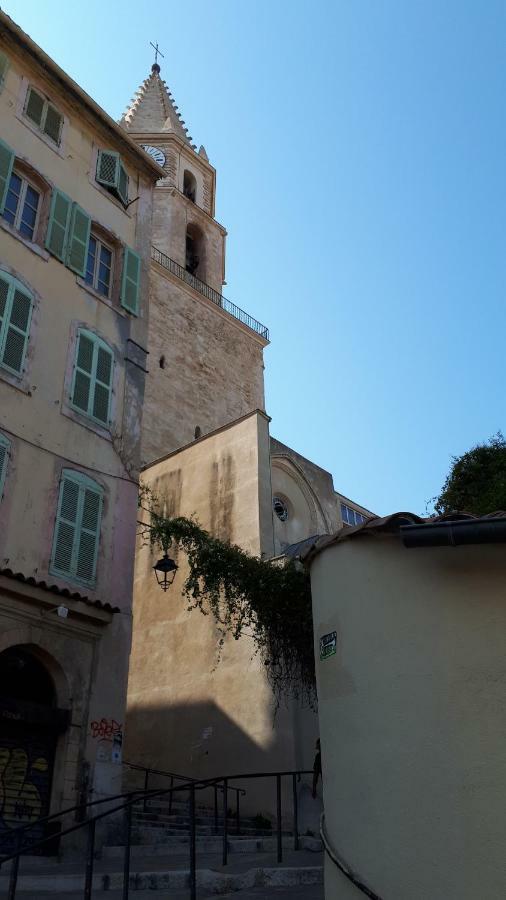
[150,41,165,69]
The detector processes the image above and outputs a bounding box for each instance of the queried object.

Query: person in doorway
[312,738,322,798]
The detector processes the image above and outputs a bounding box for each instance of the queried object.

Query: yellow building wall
[310,536,506,900]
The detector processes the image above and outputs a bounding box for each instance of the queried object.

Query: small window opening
[194,425,202,439]
[185,223,204,278]
[273,496,289,522]
[159,355,165,369]
[183,170,197,203]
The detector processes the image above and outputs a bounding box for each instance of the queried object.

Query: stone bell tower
[120,62,269,463]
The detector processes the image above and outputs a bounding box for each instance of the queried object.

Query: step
[0,862,323,895]
[103,836,323,858]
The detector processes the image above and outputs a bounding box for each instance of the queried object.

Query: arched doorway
[0,646,69,854]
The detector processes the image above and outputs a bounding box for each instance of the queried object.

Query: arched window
[185,223,205,279]
[183,169,196,203]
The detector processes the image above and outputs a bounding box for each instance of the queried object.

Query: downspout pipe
[401,517,506,549]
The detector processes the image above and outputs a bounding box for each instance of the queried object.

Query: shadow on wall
[124,699,317,820]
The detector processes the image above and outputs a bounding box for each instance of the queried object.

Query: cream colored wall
[127,412,319,815]
[0,36,154,809]
[141,265,266,463]
[310,536,506,900]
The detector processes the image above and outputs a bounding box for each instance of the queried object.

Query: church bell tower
[120,59,269,463]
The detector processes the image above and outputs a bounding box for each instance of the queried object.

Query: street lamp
[153,552,178,591]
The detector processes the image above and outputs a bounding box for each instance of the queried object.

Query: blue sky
[5,0,505,515]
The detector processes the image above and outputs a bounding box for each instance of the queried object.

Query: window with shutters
[23,86,63,146]
[95,150,129,207]
[0,270,33,378]
[120,247,141,315]
[2,171,40,241]
[0,433,10,501]
[50,469,103,586]
[70,329,114,427]
[85,234,113,298]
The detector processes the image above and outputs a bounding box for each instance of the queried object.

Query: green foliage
[434,433,506,516]
[139,489,316,708]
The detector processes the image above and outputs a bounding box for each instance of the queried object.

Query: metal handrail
[1,769,314,900]
[151,245,269,341]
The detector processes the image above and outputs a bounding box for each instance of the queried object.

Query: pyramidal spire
[119,63,196,148]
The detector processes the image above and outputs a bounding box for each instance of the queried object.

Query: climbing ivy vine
[139,489,316,708]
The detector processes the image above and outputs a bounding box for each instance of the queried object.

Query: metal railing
[0,768,313,900]
[123,760,246,832]
[151,245,270,341]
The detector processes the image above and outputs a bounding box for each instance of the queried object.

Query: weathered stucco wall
[141,265,266,464]
[310,536,506,900]
[127,412,318,815]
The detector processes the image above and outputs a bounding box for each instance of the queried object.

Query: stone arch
[183,168,197,203]
[0,626,71,710]
[270,455,331,555]
[185,221,206,280]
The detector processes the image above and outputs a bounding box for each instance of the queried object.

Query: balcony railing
[151,245,269,341]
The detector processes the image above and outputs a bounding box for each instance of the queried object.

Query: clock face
[141,145,166,167]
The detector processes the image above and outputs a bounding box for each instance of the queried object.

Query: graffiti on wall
[0,747,48,827]
[90,718,122,742]
[90,718,123,765]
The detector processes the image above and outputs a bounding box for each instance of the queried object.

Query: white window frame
[85,233,114,299]
[3,170,41,241]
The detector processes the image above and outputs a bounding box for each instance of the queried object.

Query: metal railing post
[7,831,21,900]
[236,790,241,836]
[222,778,228,866]
[84,817,96,900]
[276,774,282,863]
[292,773,299,851]
[214,784,218,835]
[169,775,174,817]
[122,802,132,900]
[189,783,196,900]
[143,769,149,812]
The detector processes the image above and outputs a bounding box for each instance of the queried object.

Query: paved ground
[6,891,324,899]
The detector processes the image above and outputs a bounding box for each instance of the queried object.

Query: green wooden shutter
[0,138,14,215]
[45,188,72,262]
[66,204,91,276]
[50,470,103,585]
[96,150,120,189]
[71,331,94,415]
[120,248,141,315]
[0,52,9,93]
[92,344,113,423]
[43,104,63,145]
[117,162,129,205]
[0,272,33,376]
[71,330,113,425]
[25,87,45,127]
[0,433,10,500]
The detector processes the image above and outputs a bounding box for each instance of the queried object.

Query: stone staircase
[0,792,324,897]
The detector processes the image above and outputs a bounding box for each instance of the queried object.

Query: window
[70,330,114,426]
[24,86,63,146]
[0,270,33,377]
[50,469,103,586]
[183,170,196,203]
[0,433,10,500]
[96,150,129,206]
[85,234,113,298]
[273,496,289,522]
[2,171,40,240]
[341,503,367,526]
[185,223,204,278]
[120,247,141,314]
